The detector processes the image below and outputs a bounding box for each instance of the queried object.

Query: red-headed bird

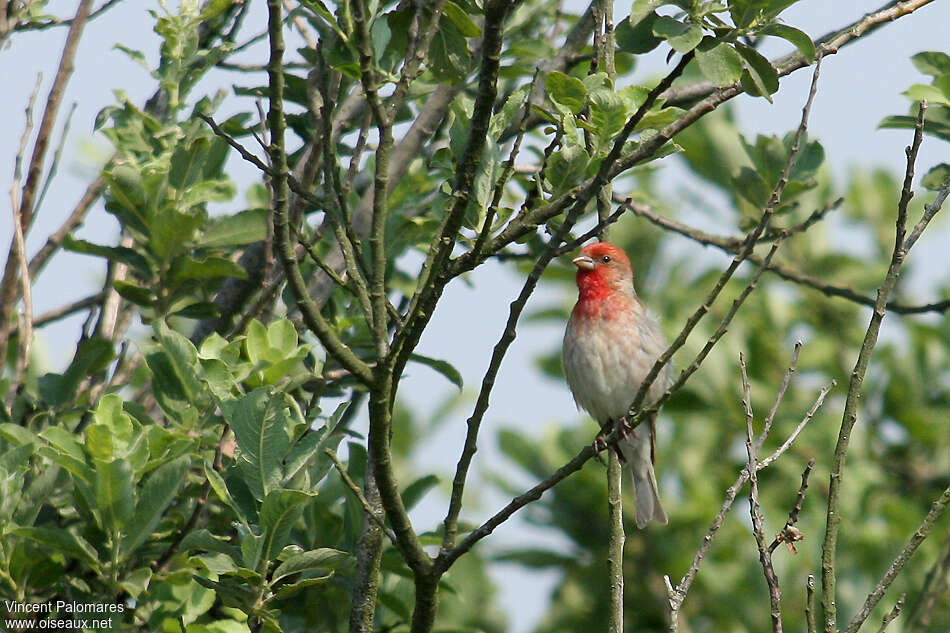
[562,241,671,528]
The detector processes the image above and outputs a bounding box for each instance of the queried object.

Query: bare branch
[769,458,815,555]
[743,354,785,633]
[821,102,934,633]
[807,575,818,633]
[874,596,904,633]
[906,527,950,633]
[8,75,43,396]
[623,198,950,315]
[667,372,834,632]
[845,485,950,633]
[0,0,94,372]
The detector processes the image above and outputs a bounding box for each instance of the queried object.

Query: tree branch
[625,58,824,432]
[665,360,834,633]
[0,0,93,372]
[821,102,938,633]
[741,354,785,633]
[436,205,585,564]
[769,458,815,555]
[905,527,950,633]
[622,198,950,315]
[266,0,373,387]
[844,484,950,633]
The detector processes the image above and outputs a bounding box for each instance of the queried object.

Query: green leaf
[104,164,149,235]
[442,1,481,37]
[409,354,463,390]
[260,489,314,561]
[201,208,269,247]
[283,402,349,485]
[38,337,115,407]
[759,24,815,62]
[903,83,950,107]
[588,89,627,139]
[545,71,587,115]
[205,465,251,529]
[546,144,589,194]
[272,548,350,583]
[267,319,298,356]
[119,567,153,599]
[652,17,702,54]
[245,319,269,365]
[180,529,242,560]
[179,178,236,208]
[630,0,665,25]
[880,114,950,142]
[271,575,334,601]
[402,474,439,511]
[736,44,779,101]
[172,301,220,319]
[0,423,40,447]
[122,455,190,554]
[911,51,950,77]
[95,457,135,532]
[922,163,950,190]
[669,24,703,53]
[430,18,471,83]
[62,235,152,276]
[695,40,743,86]
[733,166,771,207]
[12,527,100,567]
[616,11,661,55]
[151,320,203,406]
[113,279,155,307]
[170,137,211,189]
[192,574,258,610]
[170,255,247,283]
[220,388,291,501]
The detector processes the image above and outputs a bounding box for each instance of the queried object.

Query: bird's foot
[592,426,610,465]
[616,415,638,440]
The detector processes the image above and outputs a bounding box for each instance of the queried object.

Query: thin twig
[12,0,120,32]
[0,0,93,375]
[807,575,818,633]
[325,448,397,546]
[35,102,76,215]
[623,197,950,315]
[758,342,803,455]
[904,180,950,252]
[874,596,904,633]
[769,458,815,554]
[34,291,107,328]
[742,354,785,633]
[905,527,950,633]
[9,74,43,390]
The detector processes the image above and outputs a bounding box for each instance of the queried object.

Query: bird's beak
[572,255,595,270]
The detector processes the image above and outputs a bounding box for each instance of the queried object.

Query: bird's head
[571,241,634,301]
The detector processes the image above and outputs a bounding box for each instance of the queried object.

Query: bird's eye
[601,255,611,263]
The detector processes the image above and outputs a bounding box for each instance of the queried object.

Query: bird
[562,241,671,528]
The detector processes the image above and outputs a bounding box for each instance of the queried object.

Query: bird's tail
[617,414,668,528]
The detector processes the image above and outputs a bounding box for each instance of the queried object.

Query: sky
[2,1,950,631]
